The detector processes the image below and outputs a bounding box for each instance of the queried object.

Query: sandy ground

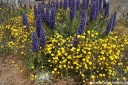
[0,55,32,85]
[0,0,128,85]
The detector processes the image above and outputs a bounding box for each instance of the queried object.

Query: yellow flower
[102,44,107,48]
[89,62,92,65]
[54,68,57,71]
[81,74,85,77]
[67,55,72,59]
[91,34,94,37]
[81,36,85,38]
[77,35,81,38]
[52,71,55,74]
[109,56,114,61]
[57,50,61,56]
[63,65,66,68]
[51,53,55,56]
[45,74,48,77]
[41,66,44,68]
[100,51,105,54]
[87,30,90,35]
[77,49,80,52]
[91,75,95,79]
[31,66,34,69]
[99,74,102,77]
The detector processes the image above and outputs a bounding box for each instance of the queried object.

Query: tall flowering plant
[22,12,30,29]
[70,0,76,21]
[50,7,56,29]
[63,0,69,10]
[104,1,110,18]
[40,28,46,47]
[90,1,97,22]
[77,10,86,35]
[76,0,80,10]
[36,15,42,38]
[32,32,39,52]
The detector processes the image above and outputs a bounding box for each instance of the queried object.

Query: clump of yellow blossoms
[42,30,128,82]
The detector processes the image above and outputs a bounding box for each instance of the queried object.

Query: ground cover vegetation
[0,0,128,84]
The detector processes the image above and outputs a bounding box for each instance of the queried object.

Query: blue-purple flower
[99,0,102,11]
[22,12,29,28]
[45,5,50,26]
[111,13,117,31]
[95,0,99,18]
[77,10,86,35]
[86,0,90,8]
[38,3,42,15]
[40,28,46,47]
[56,0,59,8]
[72,36,78,47]
[63,0,69,10]
[34,5,38,19]
[40,5,45,23]
[36,15,42,38]
[90,1,97,22]
[105,16,113,35]
[50,7,56,29]
[76,0,80,10]
[104,2,109,18]
[32,32,39,52]
[70,0,76,21]
[82,0,86,10]
[82,0,90,10]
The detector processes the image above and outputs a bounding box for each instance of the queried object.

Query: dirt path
[0,55,32,85]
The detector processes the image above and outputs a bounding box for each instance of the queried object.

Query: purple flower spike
[99,0,102,11]
[22,12,30,29]
[111,13,117,31]
[86,0,90,8]
[40,28,46,47]
[40,5,45,23]
[34,6,38,19]
[38,3,42,15]
[36,15,42,38]
[82,0,86,10]
[90,1,97,22]
[104,2,110,18]
[95,0,99,18]
[70,0,76,21]
[63,0,69,10]
[105,16,113,35]
[82,0,90,10]
[72,36,78,47]
[76,0,80,10]
[77,10,86,35]
[45,5,50,26]
[32,32,39,52]
[50,7,56,29]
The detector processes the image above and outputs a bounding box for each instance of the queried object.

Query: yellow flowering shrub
[40,29,128,83]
